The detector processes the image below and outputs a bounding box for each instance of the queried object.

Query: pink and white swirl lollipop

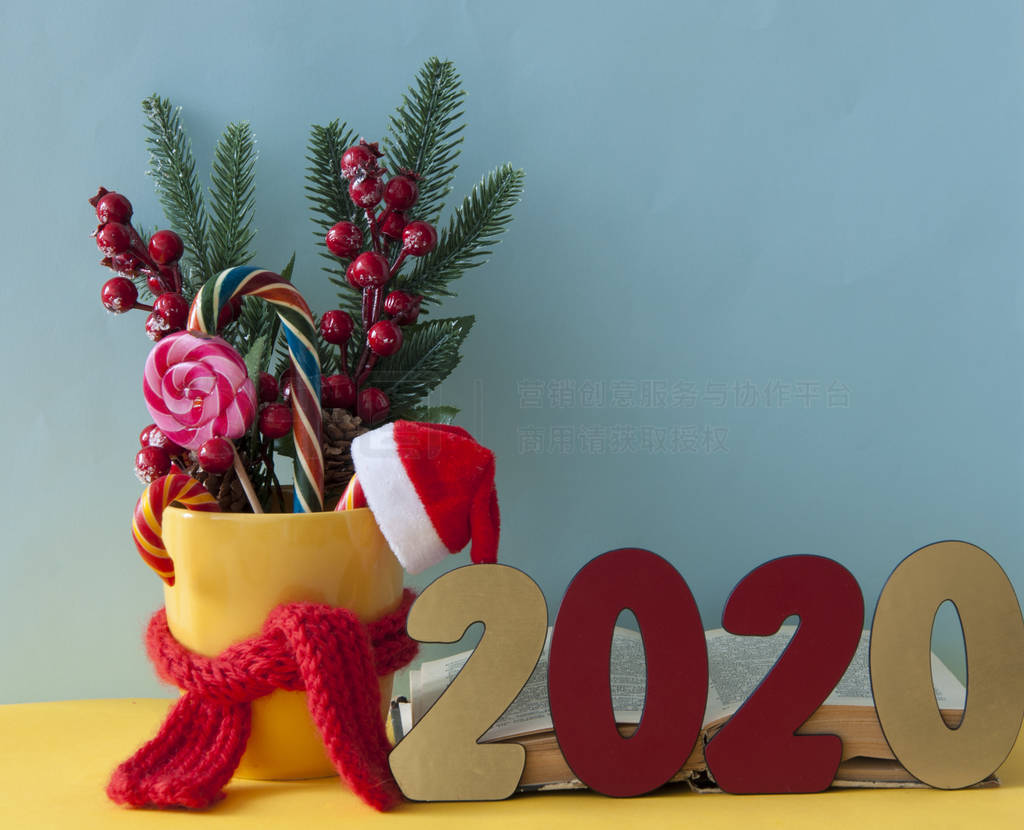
[143,331,256,450]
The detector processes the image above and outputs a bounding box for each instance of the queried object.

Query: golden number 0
[389,564,548,801]
[870,541,1024,788]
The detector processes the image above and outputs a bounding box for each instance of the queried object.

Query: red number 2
[704,555,864,793]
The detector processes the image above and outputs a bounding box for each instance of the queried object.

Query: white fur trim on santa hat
[350,422,450,574]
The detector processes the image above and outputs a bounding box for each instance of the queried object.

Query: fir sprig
[384,58,465,226]
[306,121,365,318]
[141,95,212,289]
[209,122,257,274]
[399,164,524,299]
[306,120,360,231]
[405,405,459,424]
[372,315,475,414]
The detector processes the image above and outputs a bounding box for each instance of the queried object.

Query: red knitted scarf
[107,589,418,812]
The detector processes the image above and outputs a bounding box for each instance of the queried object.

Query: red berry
[399,294,423,325]
[384,175,419,210]
[380,210,407,240]
[325,221,363,259]
[367,319,403,356]
[280,367,295,403]
[135,445,171,483]
[358,387,390,426]
[340,145,374,178]
[96,222,132,256]
[340,142,382,179]
[139,424,184,456]
[145,311,172,341]
[348,175,384,208]
[259,403,293,439]
[402,220,437,256]
[321,374,357,409]
[320,310,354,344]
[197,437,234,473]
[147,275,166,295]
[153,293,189,330]
[148,229,184,264]
[257,372,279,403]
[95,191,133,224]
[111,251,142,275]
[101,277,138,313]
[217,296,243,329]
[383,290,414,317]
[385,292,423,325]
[346,252,390,289]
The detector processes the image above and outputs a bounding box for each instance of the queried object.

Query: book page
[409,625,967,741]
[411,627,651,741]
[704,626,966,722]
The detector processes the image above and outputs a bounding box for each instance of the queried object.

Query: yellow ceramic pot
[161,504,404,780]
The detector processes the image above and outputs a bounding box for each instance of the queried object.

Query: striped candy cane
[335,473,368,511]
[187,267,325,513]
[133,472,220,585]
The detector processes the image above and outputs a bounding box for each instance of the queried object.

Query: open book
[396,626,985,792]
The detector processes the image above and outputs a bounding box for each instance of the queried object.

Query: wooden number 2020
[388,564,547,801]
[870,541,1024,789]
[393,543,1024,800]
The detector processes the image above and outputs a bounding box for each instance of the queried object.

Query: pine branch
[272,338,292,378]
[306,120,359,229]
[384,58,465,225]
[398,404,459,424]
[318,335,340,376]
[370,315,474,413]
[236,295,271,344]
[398,165,524,298]
[141,95,212,289]
[209,122,257,273]
[306,120,368,320]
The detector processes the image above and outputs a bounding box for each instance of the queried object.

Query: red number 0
[704,555,864,793]
[548,548,708,796]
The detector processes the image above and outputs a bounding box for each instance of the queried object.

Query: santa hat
[350,421,500,574]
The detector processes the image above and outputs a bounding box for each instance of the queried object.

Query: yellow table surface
[2,699,1023,829]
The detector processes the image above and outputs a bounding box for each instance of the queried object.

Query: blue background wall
[2,0,1023,702]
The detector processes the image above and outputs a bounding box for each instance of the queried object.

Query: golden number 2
[871,541,1024,788]
[389,564,548,801]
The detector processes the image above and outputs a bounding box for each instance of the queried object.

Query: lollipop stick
[233,446,263,514]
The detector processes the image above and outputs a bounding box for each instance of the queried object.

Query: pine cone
[323,408,370,498]
[185,413,369,512]
[191,452,251,512]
